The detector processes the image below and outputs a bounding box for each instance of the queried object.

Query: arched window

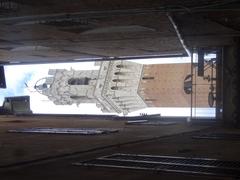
[114,72,124,75]
[116,64,124,68]
[112,79,122,82]
[68,77,90,85]
[111,86,119,90]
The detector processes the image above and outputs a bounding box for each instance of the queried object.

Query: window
[142,77,154,80]
[70,95,85,100]
[68,77,90,85]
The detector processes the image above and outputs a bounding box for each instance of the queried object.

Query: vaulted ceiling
[0,0,240,64]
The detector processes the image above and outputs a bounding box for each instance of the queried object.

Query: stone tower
[35,60,146,115]
[35,61,212,115]
[138,63,212,107]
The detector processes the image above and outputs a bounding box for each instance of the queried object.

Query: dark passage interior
[1,1,240,179]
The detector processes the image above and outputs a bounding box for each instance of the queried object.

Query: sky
[0,57,216,117]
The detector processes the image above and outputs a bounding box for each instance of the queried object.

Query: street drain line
[74,153,240,177]
[8,127,119,135]
[192,133,240,140]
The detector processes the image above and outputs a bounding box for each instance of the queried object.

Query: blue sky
[0,58,216,117]
[0,67,33,103]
